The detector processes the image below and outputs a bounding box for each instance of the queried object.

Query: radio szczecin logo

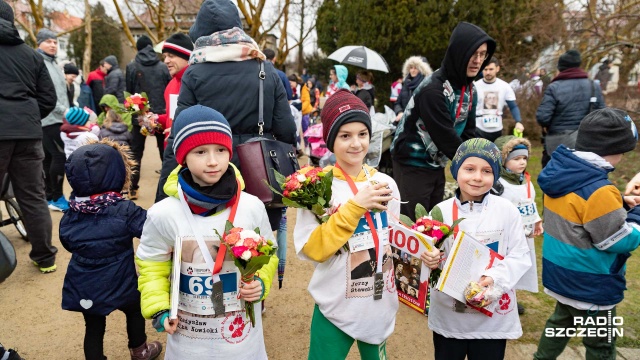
[545,311,623,343]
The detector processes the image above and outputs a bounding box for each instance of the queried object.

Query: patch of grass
[445,144,640,348]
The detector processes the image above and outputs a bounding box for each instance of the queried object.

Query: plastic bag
[464,281,501,308]
[365,106,396,167]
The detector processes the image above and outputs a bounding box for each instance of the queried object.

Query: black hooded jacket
[125,45,171,114]
[391,22,496,168]
[0,18,56,140]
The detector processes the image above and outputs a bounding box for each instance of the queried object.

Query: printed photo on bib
[483,91,499,110]
[479,90,501,128]
[471,229,503,253]
[346,212,395,298]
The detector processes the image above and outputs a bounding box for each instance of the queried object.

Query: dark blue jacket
[60,144,146,316]
[156,0,296,201]
[536,75,605,134]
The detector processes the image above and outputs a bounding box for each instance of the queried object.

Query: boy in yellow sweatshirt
[294,90,398,359]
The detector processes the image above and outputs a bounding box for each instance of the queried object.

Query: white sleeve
[531,182,542,223]
[136,206,176,262]
[482,205,531,292]
[293,208,320,261]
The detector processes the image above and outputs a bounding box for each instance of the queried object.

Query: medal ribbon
[212,179,242,276]
[335,164,380,269]
[455,85,473,121]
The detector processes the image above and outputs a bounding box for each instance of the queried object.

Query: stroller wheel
[5,199,28,241]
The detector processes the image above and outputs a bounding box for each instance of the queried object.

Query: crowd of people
[1,0,640,359]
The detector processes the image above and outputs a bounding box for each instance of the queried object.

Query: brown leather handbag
[236,62,299,207]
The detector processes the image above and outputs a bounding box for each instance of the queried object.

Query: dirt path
[1,136,540,359]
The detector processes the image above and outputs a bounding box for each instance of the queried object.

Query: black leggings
[82,301,147,360]
[42,123,66,200]
[130,124,165,190]
[433,332,506,360]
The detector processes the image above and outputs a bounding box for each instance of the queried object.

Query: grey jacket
[104,55,125,103]
[39,49,69,127]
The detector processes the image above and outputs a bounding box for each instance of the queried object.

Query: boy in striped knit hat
[136,105,277,359]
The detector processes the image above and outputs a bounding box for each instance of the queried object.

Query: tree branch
[15,16,36,45]
[113,0,136,48]
[237,1,253,27]
[124,0,158,43]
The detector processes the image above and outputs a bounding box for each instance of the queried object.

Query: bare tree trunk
[157,0,166,41]
[297,0,305,74]
[82,0,92,76]
[276,0,290,67]
[113,0,136,48]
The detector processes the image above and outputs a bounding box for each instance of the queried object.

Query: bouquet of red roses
[269,166,334,223]
[401,203,463,288]
[214,221,276,327]
[123,92,149,114]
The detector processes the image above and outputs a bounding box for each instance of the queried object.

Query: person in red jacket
[86,60,111,115]
[156,33,194,149]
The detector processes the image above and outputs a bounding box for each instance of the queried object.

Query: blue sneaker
[48,196,69,212]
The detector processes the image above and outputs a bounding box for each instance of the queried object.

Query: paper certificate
[436,231,503,315]
[169,94,179,120]
[389,223,435,314]
[170,235,183,319]
[169,236,242,320]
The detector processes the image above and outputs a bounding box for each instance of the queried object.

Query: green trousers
[308,305,387,360]
[534,301,617,360]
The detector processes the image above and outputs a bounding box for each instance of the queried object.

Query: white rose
[296,174,306,182]
[239,229,259,240]
[416,225,425,232]
[240,250,252,261]
[433,226,440,230]
[133,104,140,112]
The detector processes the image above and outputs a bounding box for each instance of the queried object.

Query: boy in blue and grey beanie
[426,137,531,359]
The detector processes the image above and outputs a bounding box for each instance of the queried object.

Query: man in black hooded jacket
[155,0,296,230]
[0,0,59,273]
[125,35,171,199]
[391,22,496,218]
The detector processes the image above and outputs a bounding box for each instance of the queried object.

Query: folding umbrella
[328,46,389,73]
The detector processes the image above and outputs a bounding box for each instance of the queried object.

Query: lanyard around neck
[452,202,459,238]
[335,163,380,266]
[177,179,241,279]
